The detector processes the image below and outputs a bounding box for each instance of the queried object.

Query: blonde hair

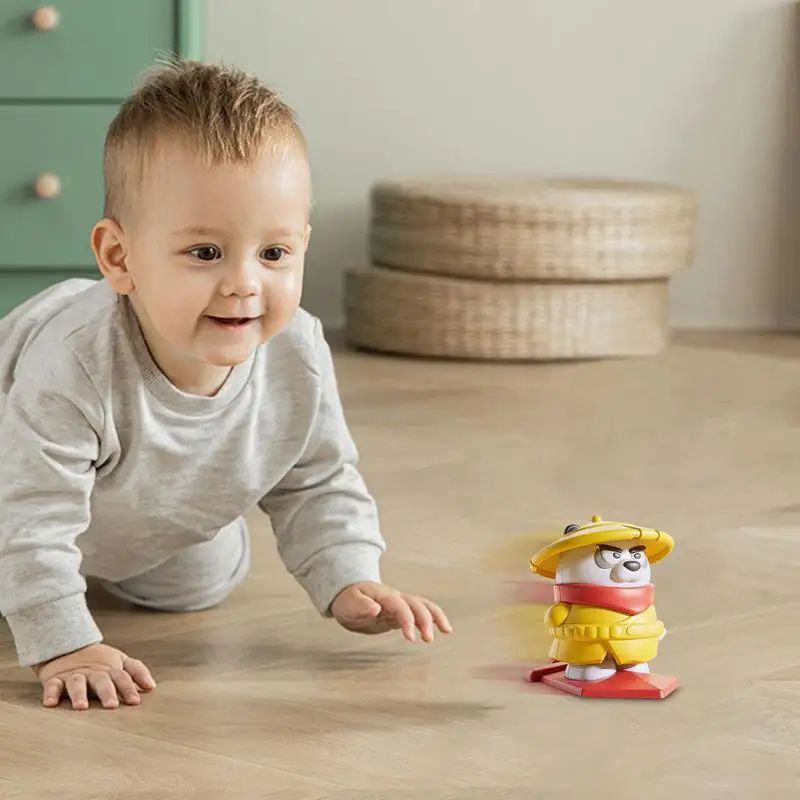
[103,58,307,220]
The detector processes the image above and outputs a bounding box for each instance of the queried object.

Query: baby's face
[106,139,311,393]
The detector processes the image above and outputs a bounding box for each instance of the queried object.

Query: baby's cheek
[279,269,303,299]
[158,297,199,339]
[270,275,303,315]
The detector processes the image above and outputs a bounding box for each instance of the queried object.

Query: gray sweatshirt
[0,278,385,666]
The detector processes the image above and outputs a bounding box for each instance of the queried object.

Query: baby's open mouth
[208,316,259,328]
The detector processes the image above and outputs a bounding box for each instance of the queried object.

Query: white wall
[205,0,800,330]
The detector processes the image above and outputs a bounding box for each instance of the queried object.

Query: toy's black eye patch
[563,524,581,536]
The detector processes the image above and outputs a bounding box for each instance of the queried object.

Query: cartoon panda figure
[528,515,677,698]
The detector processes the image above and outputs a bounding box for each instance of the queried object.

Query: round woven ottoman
[369,176,697,282]
[343,264,670,361]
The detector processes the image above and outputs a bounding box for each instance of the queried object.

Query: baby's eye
[261,247,287,262]
[189,245,222,262]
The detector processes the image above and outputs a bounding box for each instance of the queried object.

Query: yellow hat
[529,515,674,580]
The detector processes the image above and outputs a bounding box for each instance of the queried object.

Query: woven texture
[344,264,670,361]
[370,176,698,282]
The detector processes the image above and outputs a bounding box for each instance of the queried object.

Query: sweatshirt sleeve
[258,319,386,615]
[0,349,104,666]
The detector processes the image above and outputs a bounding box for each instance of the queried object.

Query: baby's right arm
[0,348,104,667]
[0,346,154,708]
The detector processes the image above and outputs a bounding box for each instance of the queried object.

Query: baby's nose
[623,560,641,572]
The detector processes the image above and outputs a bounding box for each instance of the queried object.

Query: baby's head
[92,59,312,393]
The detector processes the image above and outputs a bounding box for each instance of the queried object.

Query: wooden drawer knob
[31,6,61,31]
[34,173,61,200]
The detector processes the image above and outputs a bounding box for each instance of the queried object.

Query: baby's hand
[33,643,156,710]
[331,581,452,643]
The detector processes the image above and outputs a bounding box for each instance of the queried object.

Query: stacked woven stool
[343,176,698,361]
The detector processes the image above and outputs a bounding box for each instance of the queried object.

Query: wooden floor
[2,330,800,798]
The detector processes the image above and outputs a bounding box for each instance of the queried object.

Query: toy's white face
[555,540,652,586]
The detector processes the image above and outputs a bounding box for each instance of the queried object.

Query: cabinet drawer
[0,268,98,320]
[0,105,118,267]
[0,1,177,100]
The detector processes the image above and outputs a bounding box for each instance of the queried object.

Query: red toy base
[529,662,679,699]
[528,662,569,681]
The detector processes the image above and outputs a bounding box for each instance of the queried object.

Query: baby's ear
[91,218,134,294]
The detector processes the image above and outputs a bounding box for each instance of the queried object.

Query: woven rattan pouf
[344,265,669,361]
[344,175,697,361]
[369,176,697,282]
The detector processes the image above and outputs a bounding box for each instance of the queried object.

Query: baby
[0,60,450,711]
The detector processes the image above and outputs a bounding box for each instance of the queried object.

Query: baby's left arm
[258,320,452,641]
[258,319,386,616]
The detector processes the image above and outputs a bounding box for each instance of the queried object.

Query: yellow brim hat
[529,516,674,580]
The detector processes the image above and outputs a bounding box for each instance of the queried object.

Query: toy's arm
[544,602,570,627]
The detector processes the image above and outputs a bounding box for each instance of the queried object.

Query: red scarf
[554,583,654,615]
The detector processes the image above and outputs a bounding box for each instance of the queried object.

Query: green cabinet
[0,1,179,100]
[0,106,118,267]
[0,0,204,317]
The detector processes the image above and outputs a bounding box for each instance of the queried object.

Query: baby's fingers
[65,674,89,711]
[123,657,156,691]
[405,596,435,642]
[378,594,417,642]
[111,668,141,706]
[88,672,119,709]
[423,599,453,634]
[41,677,64,708]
